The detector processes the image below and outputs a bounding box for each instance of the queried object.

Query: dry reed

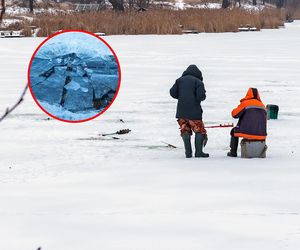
[4,8,285,35]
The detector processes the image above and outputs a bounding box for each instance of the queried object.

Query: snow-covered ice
[0,22,300,250]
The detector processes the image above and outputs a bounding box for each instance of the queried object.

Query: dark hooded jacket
[232,88,267,140]
[170,65,206,120]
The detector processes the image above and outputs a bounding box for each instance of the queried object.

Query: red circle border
[27,30,122,123]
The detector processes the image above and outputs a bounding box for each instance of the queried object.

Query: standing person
[170,65,209,158]
[227,87,267,157]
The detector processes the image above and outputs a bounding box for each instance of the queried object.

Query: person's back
[228,87,267,157]
[170,65,206,120]
[170,65,209,158]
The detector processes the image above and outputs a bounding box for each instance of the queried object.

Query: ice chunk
[85,57,107,70]
[54,66,67,76]
[90,74,119,93]
[32,73,66,105]
[63,77,94,112]
[30,58,56,77]
[65,81,81,91]
[30,75,47,85]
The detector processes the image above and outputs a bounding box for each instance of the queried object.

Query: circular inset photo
[28,30,121,123]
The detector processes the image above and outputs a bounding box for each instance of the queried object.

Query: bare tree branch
[222,0,231,8]
[0,85,29,122]
[0,0,5,24]
[29,0,34,13]
[0,1,28,122]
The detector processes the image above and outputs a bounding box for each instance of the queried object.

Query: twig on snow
[161,141,177,148]
[100,128,131,136]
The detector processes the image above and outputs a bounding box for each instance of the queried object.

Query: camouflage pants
[177,119,207,135]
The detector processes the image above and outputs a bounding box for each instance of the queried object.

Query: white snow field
[1,22,300,250]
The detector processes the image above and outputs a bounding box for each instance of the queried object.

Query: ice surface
[1,22,300,250]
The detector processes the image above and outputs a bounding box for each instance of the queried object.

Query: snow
[241,3,267,11]
[1,21,300,250]
[0,18,22,28]
[5,6,67,15]
[157,1,272,10]
[169,0,222,10]
[175,0,185,10]
[4,6,30,15]
[194,2,222,9]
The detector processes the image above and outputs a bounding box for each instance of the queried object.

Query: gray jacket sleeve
[170,80,179,99]
[196,80,206,102]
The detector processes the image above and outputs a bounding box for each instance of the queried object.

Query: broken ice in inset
[29,31,119,121]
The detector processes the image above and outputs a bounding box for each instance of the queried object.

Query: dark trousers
[230,128,239,152]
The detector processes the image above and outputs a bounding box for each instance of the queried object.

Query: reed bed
[5,8,285,36]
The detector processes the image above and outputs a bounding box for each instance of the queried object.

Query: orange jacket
[232,88,267,140]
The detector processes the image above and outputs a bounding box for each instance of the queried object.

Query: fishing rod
[205,123,234,129]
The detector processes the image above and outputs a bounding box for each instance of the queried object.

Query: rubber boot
[195,133,209,158]
[227,136,239,157]
[181,133,192,158]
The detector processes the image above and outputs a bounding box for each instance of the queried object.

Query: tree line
[222,0,299,8]
[1,0,299,19]
[63,0,300,11]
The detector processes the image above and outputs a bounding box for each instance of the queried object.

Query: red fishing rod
[205,123,234,129]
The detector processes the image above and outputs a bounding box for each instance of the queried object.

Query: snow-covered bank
[0,22,300,250]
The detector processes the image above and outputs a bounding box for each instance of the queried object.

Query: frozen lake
[1,22,300,250]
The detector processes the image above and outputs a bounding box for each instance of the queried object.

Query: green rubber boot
[181,133,192,158]
[195,133,209,158]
